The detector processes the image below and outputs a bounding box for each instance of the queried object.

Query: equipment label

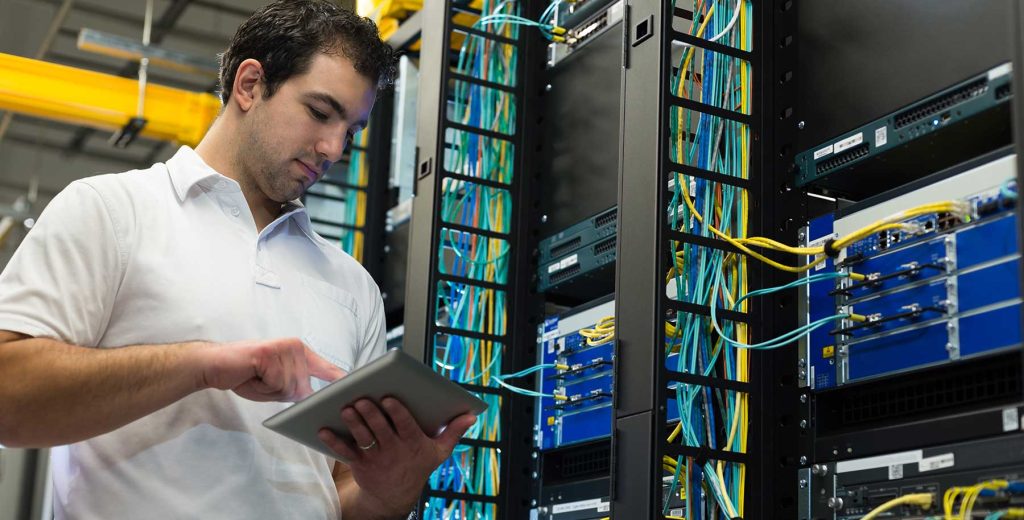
[834,132,864,154]
[560,254,578,270]
[837,449,922,473]
[1003,407,1020,432]
[813,144,834,160]
[542,316,560,343]
[888,464,903,480]
[875,126,887,148]
[988,62,1012,80]
[552,499,607,514]
[919,453,955,473]
[547,263,561,274]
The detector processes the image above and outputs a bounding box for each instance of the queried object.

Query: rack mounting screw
[800,419,808,429]
[827,497,844,510]
[811,464,828,476]
[800,394,807,403]
[799,478,808,489]
[799,456,807,465]
[798,120,806,130]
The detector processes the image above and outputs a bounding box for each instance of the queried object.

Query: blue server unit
[801,151,1021,390]
[535,296,680,450]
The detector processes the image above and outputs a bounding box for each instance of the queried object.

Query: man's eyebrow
[304,92,368,129]
[304,92,347,119]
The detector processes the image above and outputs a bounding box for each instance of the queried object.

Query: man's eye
[309,107,328,121]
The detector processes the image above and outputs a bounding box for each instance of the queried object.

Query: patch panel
[546,0,623,68]
[539,206,617,264]
[801,152,1021,390]
[799,433,1024,520]
[538,235,617,300]
[794,62,1014,197]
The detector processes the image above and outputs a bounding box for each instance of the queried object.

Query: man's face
[241,52,376,203]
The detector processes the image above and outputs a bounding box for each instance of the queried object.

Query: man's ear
[231,58,264,112]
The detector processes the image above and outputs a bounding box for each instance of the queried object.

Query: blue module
[536,299,681,450]
[803,167,1021,390]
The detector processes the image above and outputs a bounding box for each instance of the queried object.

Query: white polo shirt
[0,146,386,519]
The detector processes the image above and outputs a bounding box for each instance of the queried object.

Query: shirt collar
[165,145,316,240]
[165,145,232,202]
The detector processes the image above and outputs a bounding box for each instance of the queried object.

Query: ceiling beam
[65,0,195,154]
[48,47,212,91]
[4,132,148,167]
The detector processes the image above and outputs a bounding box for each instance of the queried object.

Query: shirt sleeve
[0,181,126,347]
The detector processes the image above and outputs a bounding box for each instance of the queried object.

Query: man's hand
[319,398,477,518]
[197,337,346,402]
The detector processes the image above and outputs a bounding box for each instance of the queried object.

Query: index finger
[303,347,347,382]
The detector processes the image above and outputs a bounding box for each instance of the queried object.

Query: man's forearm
[0,337,208,448]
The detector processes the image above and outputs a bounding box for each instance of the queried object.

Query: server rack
[403,0,546,516]
[397,0,1024,518]
[612,0,787,517]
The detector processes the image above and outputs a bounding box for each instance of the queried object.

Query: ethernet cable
[862,493,934,520]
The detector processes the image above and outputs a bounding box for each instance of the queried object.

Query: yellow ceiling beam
[0,52,220,146]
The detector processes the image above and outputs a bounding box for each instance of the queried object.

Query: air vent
[893,78,988,129]
[593,237,616,256]
[550,237,582,259]
[816,143,870,175]
[594,208,618,229]
[820,353,1022,432]
[551,263,582,284]
[542,441,611,483]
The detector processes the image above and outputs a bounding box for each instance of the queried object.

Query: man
[0,1,474,518]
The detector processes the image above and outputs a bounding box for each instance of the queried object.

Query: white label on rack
[547,263,561,274]
[552,499,606,514]
[560,254,578,270]
[837,450,922,474]
[597,502,610,513]
[875,126,888,148]
[1003,407,1020,432]
[813,144,834,160]
[888,464,904,480]
[919,453,955,473]
[834,132,864,154]
[988,62,1012,80]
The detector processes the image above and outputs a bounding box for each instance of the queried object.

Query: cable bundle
[425,1,521,518]
[338,128,370,261]
[663,1,752,518]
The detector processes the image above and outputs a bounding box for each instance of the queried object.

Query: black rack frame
[402,0,546,516]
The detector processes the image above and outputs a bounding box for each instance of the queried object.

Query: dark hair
[218,0,398,105]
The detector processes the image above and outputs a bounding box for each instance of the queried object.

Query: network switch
[795,63,1013,198]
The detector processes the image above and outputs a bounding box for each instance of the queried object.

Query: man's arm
[0,331,344,448]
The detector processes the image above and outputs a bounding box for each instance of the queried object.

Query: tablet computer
[263,349,489,461]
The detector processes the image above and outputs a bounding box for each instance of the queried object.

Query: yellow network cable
[861,493,933,520]
[945,480,1009,520]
